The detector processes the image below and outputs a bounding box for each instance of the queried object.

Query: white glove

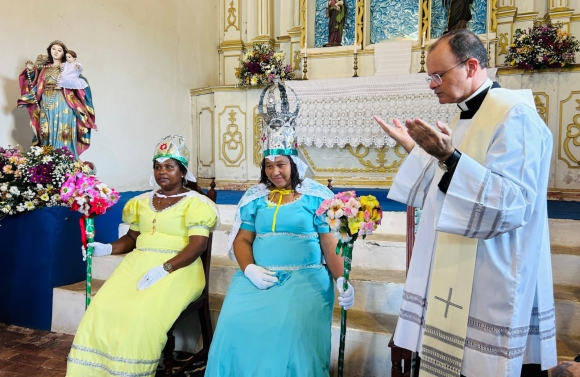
[82,242,112,261]
[244,264,278,289]
[336,277,355,310]
[137,265,169,291]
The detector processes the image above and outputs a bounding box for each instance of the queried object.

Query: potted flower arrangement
[505,20,580,70]
[235,43,295,87]
[316,191,383,377]
[0,145,86,218]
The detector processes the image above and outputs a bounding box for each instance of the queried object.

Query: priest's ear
[465,57,480,78]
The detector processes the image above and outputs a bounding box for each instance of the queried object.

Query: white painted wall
[0,0,219,191]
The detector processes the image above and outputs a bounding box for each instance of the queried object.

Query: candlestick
[353,52,359,77]
[303,55,308,80]
[419,47,426,73]
[422,30,426,48]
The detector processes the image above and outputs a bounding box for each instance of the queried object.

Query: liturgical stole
[419,88,536,377]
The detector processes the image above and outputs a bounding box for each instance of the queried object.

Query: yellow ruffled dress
[66,191,218,377]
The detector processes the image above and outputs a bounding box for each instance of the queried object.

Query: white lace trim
[227,178,333,261]
[263,263,323,271]
[286,74,459,148]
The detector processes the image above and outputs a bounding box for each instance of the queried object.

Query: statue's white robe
[388,90,557,376]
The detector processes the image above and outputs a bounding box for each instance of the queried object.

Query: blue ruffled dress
[205,194,334,376]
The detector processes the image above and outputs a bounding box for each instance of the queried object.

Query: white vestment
[388,88,557,376]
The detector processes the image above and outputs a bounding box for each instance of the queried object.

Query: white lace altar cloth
[286,73,458,148]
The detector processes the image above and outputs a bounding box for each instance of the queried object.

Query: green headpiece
[153,135,190,167]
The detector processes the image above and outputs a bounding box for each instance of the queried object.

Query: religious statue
[17,40,97,159]
[324,0,346,47]
[444,0,473,33]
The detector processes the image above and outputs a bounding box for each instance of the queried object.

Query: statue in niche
[324,0,346,47]
[17,40,97,160]
[444,0,473,33]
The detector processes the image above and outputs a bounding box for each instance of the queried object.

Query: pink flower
[358,221,375,236]
[327,199,345,219]
[316,198,333,216]
[335,190,357,203]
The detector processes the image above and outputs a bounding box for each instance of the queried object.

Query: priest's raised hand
[404,118,455,161]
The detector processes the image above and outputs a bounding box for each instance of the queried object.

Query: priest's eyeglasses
[425,58,470,85]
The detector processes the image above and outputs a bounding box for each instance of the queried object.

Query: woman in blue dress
[205,81,355,376]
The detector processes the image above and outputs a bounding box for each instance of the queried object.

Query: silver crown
[258,79,301,157]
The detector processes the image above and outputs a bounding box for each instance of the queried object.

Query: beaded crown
[152,135,190,167]
[258,80,301,157]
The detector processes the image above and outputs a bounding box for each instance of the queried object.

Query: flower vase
[337,241,354,377]
[82,216,95,309]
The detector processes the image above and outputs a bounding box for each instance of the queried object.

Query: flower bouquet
[235,43,295,87]
[0,145,84,218]
[505,20,580,70]
[60,172,120,308]
[316,191,383,377]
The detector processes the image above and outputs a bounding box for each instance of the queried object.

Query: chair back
[185,179,217,295]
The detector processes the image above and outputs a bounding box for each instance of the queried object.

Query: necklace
[151,194,178,235]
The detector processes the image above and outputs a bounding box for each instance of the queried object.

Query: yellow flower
[250,76,258,85]
[347,216,362,234]
[360,195,379,211]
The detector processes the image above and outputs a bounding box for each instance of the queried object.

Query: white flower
[5,193,11,199]
[16,204,26,212]
[37,184,43,189]
[40,193,49,201]
[46,184,54,190]
[52,194,61,201]
[0,184,7,192]
[9,186,20,195]
[333,231,352,243]
[1,206,10,214]
[42,156,53,163]
[24,201,35,210]
[31,146,42,156]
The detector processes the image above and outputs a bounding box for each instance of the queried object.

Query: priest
[374,29,557,377]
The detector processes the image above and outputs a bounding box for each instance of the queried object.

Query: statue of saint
[324,0,346,47]
[444,0,473,33]
[17,40,97,160]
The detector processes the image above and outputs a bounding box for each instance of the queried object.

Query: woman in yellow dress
[66,135,219,377]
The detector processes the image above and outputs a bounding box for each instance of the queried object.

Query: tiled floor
[0,323,207,376]
[0,323,70,377]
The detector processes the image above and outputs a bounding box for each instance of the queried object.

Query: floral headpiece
[151,135,196,185]
[153,135,190,167]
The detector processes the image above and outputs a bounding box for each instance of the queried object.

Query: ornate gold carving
[300,0,307,49]
[253,106,263,167]
[345,145,405,172]
[225,0,239,31]
[355,0,364,48]
[218,106,245,166]
[534,93,549,125]
[419,0,431,41]
[293,50,302,71]
[559,92,580,168]
[491,0,498,32]
[563,99,580,167]
[199,107,215,167]
[299,145,405,173]
[498,33,509,55]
